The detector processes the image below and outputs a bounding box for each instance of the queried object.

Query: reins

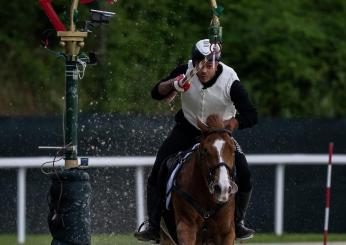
[174,187,225,220]
[196,127,233,142]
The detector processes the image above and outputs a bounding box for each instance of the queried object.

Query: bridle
[198,127,237,191]
[206,162,236,193]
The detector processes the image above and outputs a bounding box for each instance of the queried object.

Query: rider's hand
[223,118,239,132]
[173,74,190,92]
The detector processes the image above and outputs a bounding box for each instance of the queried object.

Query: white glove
[173,74,190,92]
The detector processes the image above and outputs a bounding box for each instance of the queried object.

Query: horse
[160,114,238,245]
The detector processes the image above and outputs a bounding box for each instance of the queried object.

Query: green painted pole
[43,1,115,244]
[47,2,91,244]
[49,56,92,245]
[65,58,78,162]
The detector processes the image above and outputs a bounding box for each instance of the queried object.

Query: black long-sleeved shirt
[151,64,258,130]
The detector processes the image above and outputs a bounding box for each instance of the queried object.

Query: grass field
[1,233,346,245]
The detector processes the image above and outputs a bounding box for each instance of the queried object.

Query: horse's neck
[179,154,215,205]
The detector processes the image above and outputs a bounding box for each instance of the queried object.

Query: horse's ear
[197,117,209,132]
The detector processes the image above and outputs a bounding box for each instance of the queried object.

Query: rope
[76,58,87,79]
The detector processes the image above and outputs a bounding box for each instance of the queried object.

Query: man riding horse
[135,39,257,243]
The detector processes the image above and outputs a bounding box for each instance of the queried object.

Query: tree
[1,0,345,117]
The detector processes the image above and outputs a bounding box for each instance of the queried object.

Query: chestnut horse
[161,114,238,245]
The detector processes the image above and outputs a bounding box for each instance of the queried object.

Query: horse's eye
[201,148,209,156]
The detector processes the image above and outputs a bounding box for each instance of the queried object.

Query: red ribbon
[39,0,66,31]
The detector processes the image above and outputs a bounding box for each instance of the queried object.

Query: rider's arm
[151,64,188,100]
[229,81,258,130]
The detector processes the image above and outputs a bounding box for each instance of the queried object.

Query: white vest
[181,60,239,129]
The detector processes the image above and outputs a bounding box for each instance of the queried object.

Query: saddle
[165,144,199,209]
[160,144,199,244]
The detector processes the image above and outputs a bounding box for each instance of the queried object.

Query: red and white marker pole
[323,142,334,245]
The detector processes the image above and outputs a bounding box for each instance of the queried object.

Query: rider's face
[197,61,219,83]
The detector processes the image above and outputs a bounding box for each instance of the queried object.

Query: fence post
[17,167,26,244]
[274,164,285,235]
[135,166,145,227]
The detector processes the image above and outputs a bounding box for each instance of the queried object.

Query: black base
[48,168,92,245]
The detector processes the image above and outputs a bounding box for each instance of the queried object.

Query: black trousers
[148,122,253,193]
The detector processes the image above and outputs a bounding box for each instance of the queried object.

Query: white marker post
[323,142,334,245]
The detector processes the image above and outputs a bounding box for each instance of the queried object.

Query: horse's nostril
[214,184,221,195]
[228,186,233,194]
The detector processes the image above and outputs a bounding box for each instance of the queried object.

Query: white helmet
[191,39,221,63]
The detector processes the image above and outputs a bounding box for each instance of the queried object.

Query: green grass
[248,233,346,243]
[1,233,346,245]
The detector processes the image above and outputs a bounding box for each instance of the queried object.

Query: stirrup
[134,220,160,243]
[136,220,148,233]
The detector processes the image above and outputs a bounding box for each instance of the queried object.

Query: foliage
[0,0,345,117]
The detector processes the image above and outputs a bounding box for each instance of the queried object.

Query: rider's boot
[134,184,161,243]
[235,190,255,240]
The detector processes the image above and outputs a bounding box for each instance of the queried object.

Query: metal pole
[57,0,86,169]
[274,164,285,235]
[17,168,26,244]
[64,58,78,166]
[136,166,145,227]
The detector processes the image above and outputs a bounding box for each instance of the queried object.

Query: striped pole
[323,142,334,245]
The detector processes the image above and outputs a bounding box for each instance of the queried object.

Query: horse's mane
[205,114,224,128]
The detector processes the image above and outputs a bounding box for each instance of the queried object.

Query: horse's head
[197,114,238,203]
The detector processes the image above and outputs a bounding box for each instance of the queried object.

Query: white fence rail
[1,154,346,244]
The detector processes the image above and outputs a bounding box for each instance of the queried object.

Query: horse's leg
[160,218,176,245]
[160,230,175,245]
[176,220,198,245]
[220,231,235,245]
